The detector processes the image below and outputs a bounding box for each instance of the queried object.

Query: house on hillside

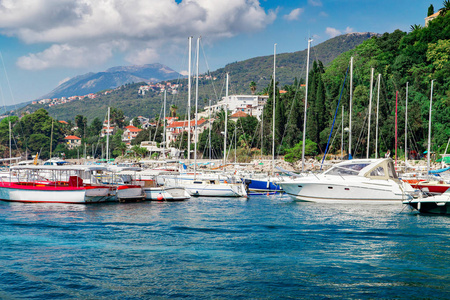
[122,125,142,144]
[425,10,441,26]
[101,126,115,137]
[230,111,248,122]
[166,118,212,145]
[202,94,268,121]
[64,135,81,149]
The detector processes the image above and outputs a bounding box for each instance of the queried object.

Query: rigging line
[0,52,25,157]
[320,65,349,170]
[152,100,164,142]
[354,111,369,159]
[328,118,343,156]
[200,39,219,101]
[168,42,189,109]
[277,59,308,156]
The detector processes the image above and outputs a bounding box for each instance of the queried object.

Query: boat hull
[116,185,145,202]
[185,183,247,197]
[243,178,283,193]
[403,199,450,214]
[280,179,411,203]
[0,182,105,204]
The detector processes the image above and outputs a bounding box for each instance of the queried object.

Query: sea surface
[0,195,449,299]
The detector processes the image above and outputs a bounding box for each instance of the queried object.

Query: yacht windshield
[325,163,370,176]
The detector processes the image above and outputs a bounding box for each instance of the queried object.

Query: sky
[0,0,442,107]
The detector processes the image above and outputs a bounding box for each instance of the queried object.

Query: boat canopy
[324,158,398,180]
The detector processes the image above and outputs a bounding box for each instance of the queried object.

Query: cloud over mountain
[0,0,276,70]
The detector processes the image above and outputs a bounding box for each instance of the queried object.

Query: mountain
[21,32,375,122]
[40,63,182,99]
[212,32,379,94]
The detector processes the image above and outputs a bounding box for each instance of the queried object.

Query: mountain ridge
[39,63,182,100]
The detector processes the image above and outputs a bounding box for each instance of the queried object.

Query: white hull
[162,176,247,197]
[116,186,145,202]
[143,186,190,201]
[183,183,247,197]
[0,185,100,204]
[278,159,414,203]
[281,181,410,202]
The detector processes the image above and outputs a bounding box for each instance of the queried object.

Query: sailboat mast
[341,106,344,160]
[163,90,166,159]
[349,56,353,158]
[9,119,11,160]
[427,80,435,175]
[194,36,200,177]
[395,90,398,163]
[106,107,110,161]
[272,43,276,175]
[366,68,374,159]
[302,38,312,171]
[187,36,192,165]
[375,73,380,158]
[209,99,211,160]
[405,82,408,168]
[224,73,229,166]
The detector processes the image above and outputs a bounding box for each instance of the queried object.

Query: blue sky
[0,0,441,106]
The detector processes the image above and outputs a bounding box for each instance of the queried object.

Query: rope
[320,65,349,170]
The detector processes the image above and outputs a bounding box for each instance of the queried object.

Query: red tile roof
[230,111,248,118]
[167,119,207,128]
[125,125,138,129]
[64,135,81,140]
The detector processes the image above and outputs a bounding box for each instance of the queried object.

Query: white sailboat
[162,37,246,197]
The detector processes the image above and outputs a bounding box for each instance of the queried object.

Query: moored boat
[0,165,111,204]
[278,158,415,202]
[403,190,450,214]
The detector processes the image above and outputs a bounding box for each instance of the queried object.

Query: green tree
[170,104,178,118]
[428,4,434,16]
[88,117,103,137]
[284,139,318,163]
[249,81,257,94]
[110,107,125,129]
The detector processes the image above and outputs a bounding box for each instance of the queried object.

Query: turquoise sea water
[0,195,449,299]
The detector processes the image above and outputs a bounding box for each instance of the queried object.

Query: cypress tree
[428,4,434,16]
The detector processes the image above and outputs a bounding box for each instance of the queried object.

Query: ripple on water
[0,196,449,299]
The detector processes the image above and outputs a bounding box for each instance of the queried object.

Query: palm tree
[410,24,422,32]
[249,81,257,95]
[170,104,178,118]
[442,0,450,15]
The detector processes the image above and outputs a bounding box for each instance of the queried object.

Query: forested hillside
[16,32,375,123]
[261,10,450,160]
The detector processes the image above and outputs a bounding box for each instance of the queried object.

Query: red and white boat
[0,165,111,204]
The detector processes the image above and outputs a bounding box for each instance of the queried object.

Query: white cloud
[125,48,160,65]
[283,8,304,21]
[0,0,277,70]
[308,0,322,7]
[325,27,342,38]
[319,11,328,17]
[58,77,71,86]
[345,27,354,33]
[17,43,113,70]
[179,70,189,76]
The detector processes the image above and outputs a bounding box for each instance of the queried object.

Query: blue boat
[242,177,283,194]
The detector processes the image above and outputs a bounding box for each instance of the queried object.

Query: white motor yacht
[278,158,415,202]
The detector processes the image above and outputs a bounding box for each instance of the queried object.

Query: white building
[201,94,268,121]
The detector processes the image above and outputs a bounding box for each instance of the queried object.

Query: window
[370,166,385,177]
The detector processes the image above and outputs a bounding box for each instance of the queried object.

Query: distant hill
[19,32,376,122]
[212,32,379,94]
[40,63,182,100]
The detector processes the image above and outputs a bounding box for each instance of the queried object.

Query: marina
[0,1,449,298]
